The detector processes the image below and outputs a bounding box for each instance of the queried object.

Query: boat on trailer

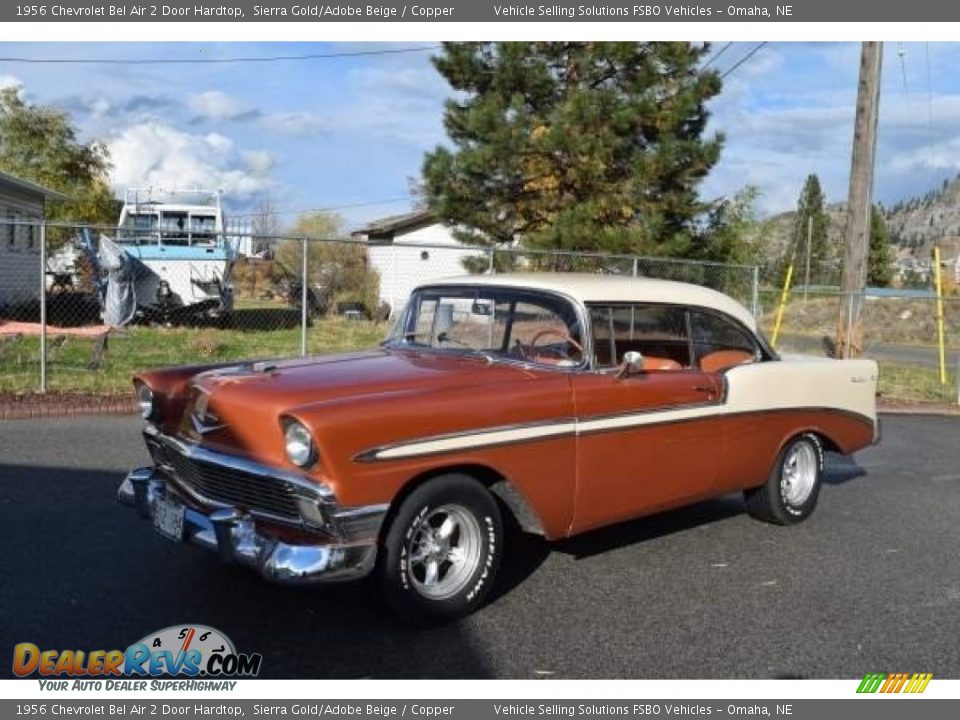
[105,188,244,325]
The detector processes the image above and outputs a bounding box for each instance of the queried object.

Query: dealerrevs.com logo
[13,625,262,687]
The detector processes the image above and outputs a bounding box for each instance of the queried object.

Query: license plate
[153,495,184,542]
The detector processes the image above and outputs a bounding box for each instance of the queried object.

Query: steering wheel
[519,328,584,362]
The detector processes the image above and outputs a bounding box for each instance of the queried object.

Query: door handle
[691,385,715,393]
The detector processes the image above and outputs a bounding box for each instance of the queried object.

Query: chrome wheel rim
[407,504,482,600]
[781,443,818,507]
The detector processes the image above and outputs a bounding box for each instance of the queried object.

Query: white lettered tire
[378,474,502,624]
[745,433,824,525]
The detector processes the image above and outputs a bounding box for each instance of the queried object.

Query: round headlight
[284,421,316,468]
[136,383,155,420]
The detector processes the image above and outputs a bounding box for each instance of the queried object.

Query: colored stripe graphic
[857,672,932,694]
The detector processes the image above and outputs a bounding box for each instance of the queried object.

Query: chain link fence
[16,218,958,405]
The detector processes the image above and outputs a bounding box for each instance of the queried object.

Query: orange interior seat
[699,349,753,373]
[642,356,683,371]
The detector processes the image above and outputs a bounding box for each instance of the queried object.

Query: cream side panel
[723,357,879,422]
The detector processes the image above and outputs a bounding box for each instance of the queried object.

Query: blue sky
[1,41,956,230]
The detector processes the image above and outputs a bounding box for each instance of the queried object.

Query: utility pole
[837,41,883,358]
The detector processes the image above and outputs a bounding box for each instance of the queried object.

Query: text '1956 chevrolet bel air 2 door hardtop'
[118,273,879,623]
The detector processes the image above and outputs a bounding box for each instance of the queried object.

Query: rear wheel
[379,474,502,624]
[745,433,824,525]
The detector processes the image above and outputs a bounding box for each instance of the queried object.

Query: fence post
[632,258,639,278]
[39,221,47,394]
[751,265,760,318]
[487,247,495,274]
[300,236,308,357]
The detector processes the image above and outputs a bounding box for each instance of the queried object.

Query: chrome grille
[153,438,300,521]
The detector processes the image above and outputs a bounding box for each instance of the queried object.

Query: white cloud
[186,88,325,135]
[89,97,111,119]
[187,90,247,122]
[106,122,274,199]
[260,110,325,136]
[0,75,23,93]
[242,150,276,175]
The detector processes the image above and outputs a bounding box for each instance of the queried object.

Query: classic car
[118,273,880,622]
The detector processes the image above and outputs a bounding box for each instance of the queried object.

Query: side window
[590,305,689,370]
[410,296,438,344]
[6,211,16,251]
[26,216,36,251]
[690,310,760,373]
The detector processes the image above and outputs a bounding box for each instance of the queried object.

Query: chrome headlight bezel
[135,382,155,420]
[283,419,317,468]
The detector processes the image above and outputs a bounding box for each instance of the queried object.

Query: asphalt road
[2,414,959,679]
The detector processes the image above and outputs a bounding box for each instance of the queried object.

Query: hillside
[755,175,960,276]
[884,175,960,252]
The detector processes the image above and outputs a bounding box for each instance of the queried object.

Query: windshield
[385,286,585,368]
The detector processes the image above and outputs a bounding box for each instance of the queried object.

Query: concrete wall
[366,223,486,315]
[0,183,45,309]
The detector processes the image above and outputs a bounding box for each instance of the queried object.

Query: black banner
[0,1,955,23]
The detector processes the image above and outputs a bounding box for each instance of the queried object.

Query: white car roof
[422,273,757,331]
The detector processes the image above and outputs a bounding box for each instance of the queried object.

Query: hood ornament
[190,391,226,435]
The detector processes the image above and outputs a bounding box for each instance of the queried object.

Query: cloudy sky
[0,41,955,229]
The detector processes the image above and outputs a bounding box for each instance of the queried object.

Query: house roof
[352,210,436,238]
[0,170,69,202]
[422,272,757,331]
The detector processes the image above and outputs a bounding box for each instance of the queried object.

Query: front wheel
[378,474,502,624]
[745,433,824,525]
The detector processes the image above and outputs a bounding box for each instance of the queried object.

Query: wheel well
[776,429,839,458]
[814,432,842,454]
[378,464,546,543]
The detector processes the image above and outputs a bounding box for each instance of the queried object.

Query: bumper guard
[118,463,386,585]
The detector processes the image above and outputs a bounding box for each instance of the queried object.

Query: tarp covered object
[98,235,137,327]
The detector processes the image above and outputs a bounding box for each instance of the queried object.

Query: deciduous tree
[0,87,116,226]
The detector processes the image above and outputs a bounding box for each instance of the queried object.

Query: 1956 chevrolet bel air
[118,273,879,622]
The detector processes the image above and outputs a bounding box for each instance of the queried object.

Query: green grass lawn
[1,318,386,394]
[877,362,958,403]
[3,316,957,406]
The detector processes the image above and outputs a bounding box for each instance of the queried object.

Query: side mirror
[616,350,645,378]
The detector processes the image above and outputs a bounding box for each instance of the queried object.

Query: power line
[702,42,732,69]
[897,42,912,125]
[720,42,768,80]
[231,196,413,219]
[0,45,440,65]
[925,42,937,174]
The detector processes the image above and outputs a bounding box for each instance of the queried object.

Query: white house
[352,210,486,316]
[0,170,67,310]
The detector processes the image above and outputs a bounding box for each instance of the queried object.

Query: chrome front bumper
[118,448,387,585]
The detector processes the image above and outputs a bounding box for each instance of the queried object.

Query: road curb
[0,394,138,420]
[878,406,960,417]
[2,396,955,421]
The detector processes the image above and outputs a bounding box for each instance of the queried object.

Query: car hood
[190,348,539,407]
[178,348,545,463]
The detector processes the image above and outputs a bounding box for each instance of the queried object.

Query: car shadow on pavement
[540,453,869,561]
[0,463,496,679]
[822,451,868,485]
[553,495,746,560]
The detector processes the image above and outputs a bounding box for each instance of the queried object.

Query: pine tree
[868,204,894,287]
[423,42,724,258]
[783,174,830,285]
